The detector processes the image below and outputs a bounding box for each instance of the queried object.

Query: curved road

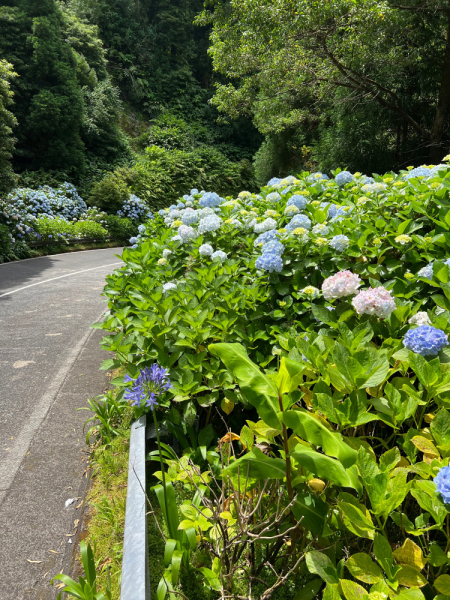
[0,248,123,599]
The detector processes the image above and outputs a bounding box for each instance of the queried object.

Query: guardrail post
[121,415,150,599]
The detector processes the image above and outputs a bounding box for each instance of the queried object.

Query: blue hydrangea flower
[169,204,177,210]
[404,166,432,180]
[267,177,281,186]
[261,240,285,255]
[332,206,353,222]
[129,236,139,244]
[362,176,375,185]
[308,172,329,182]
[158,209,166,216]
[190,188,199,195]
[198,214,222,234]
[286,195,308,210]
[403,325,449,356]
[199,192,222,207]
[320,203,337,219]
[138,225,146,233]
[418,263,434,279]
[286,214,312,232]
[124,363,172,409]
[181,210,199,225]
[212,250,227,261]
[199,243,214,256]
[254,230,280,247]
[335,171,354,186]
[255,253,283,273]
[435,466,450,503]
[330,235,350,252]
[312,223,330,235]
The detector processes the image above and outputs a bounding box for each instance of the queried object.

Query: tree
[0,59,17,195]
[199,0,450,166]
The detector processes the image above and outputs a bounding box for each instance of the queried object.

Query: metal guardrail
[121,415,151,600]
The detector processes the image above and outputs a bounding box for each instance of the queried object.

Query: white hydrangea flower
[178,225,197,242]
[409,311,431,326]
[162,282,177,292]
[212,250,227,261]
[198,214,222,234]
[254,218,278,233]
[162,249,172,258]
[312,223,330,236]
[199,243,214,256]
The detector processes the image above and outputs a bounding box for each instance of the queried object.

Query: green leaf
[428,544,448,567]
[408,352,440,388]
[373,531,393,568]
[199,567,221,591]
[346,553,383,583]
[338,501,376,538]
[323,584,341,600]
[340,579,369,600]
[292,492,329,535]
[305,551,339,584]
[292,445,362,493]
[279,409,357,468]
[435,575,450,595]
[431,409,450,446]
[239,425,254,450]
[223,447,286,479]
[209,343,281,428]
[276,357,305,395]
[293,578,323,600]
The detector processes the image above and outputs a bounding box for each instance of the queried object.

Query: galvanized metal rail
[121,415,151,599]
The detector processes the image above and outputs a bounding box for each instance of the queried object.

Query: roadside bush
[102,214,137,241]
[88,167,139,213]
[35,216,108,242]
[97,159,450,599]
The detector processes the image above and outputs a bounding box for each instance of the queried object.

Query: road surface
[0,248,123,599]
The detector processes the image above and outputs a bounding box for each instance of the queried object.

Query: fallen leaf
[27,560,42,564]
[49,550,60,554]
[76,502,83,509]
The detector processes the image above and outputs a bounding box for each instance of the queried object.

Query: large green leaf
[279,409,357,468]
[223,447,286,479]
[209,342,281,428]
[292,492,329,535]
[306,551,339,584]
[346,553,383,584]
[291,445,362,494]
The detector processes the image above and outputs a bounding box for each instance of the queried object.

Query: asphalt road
[0,248,124,600]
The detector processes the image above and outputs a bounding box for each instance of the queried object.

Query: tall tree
[199,0,450,165]
[0,59,17,195]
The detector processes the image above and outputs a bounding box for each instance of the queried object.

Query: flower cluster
[124,364,172,409]
[322,271,362,301]
[178,225,197,241]
[198,192,223,208]
[286,214,311,232]
[117,195,152,221]
[198,214,222,234]
[335,171,353,186]
[255,253,283,273]
[408,311,431,326]
[352,287,396,318]
[403,325,448,356]
[254,218,278,233]
[199,243,214,256]
[261,240,285,255]
[435,466,450,503]
[329,235,350,252]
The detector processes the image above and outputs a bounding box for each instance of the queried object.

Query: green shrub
[102,214,137,240]
[88,167,139,212]
[132,145,256,209]
[35,216,108,241]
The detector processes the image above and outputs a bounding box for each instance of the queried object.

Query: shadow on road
[0,255,57,299]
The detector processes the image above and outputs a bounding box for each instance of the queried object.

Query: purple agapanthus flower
[124,363,172,409]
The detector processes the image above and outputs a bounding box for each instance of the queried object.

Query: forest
[1,0,450,208]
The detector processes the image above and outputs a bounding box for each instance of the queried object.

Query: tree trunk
[430,4,450,163]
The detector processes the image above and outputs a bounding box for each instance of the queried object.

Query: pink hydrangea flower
[322,271,362,301]
[352,287,396,319]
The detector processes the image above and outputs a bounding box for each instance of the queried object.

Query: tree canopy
[198,0,450,168]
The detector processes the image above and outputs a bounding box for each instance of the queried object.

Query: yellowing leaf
[340,579,369,600]
[393,539,427,572]
[424,413,435,423]
[346,553,383,584]
[395,457,410,468]
[220,511,233,520]
[221,397,234,415]
[220,432,240,443]
[308,478,326,493]
[396,566,427,588]
[411,436,439,458]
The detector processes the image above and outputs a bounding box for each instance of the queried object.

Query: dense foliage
[0,59,16,195]
[91,161,450,599]
[198,0,450,175]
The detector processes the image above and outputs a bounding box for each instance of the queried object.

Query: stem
[277,394,293,502]
[153,407,169,527]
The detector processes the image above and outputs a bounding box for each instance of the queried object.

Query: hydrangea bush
[100,163,450,600]
[0,183,149,259]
